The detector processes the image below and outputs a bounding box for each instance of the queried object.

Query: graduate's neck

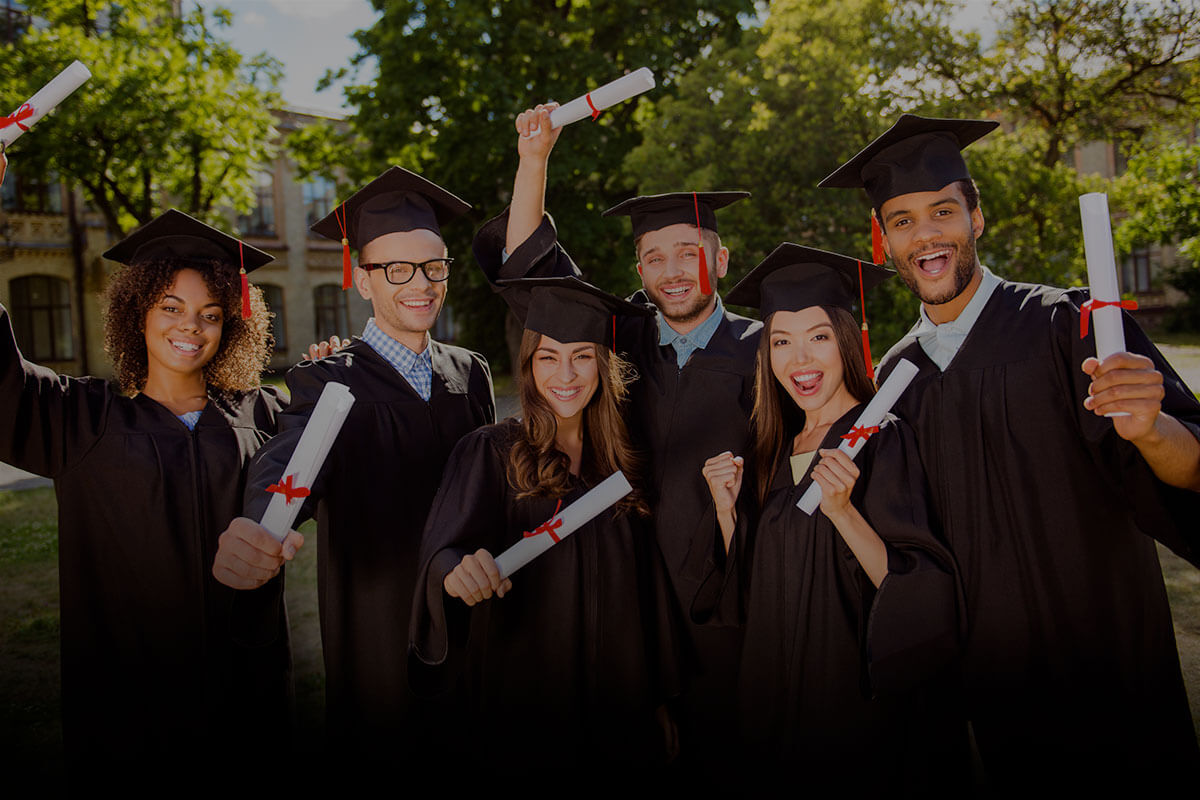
[795,383,857,452]
[924,265,983,325]
[553,411,586,476]
[374,316,431,354]
[662,294,719,337]
[141,365,208,415]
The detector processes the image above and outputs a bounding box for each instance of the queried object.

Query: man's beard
[899,236,977,307]
[645,268,718,325]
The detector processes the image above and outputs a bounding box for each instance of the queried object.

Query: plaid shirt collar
[360,317,434,400]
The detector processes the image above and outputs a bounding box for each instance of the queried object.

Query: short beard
[900,237,978,306]
[644,265,720,325]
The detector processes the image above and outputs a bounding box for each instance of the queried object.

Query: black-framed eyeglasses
[359,257,453,285]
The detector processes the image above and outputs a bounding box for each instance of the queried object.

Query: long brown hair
[103,258,272,395]
[507,328,648,515]
[750,305,876,506]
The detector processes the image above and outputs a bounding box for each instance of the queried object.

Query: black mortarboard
[601,191,749,239]
[727,243,892,379]
[103,209,273,319]
[309,166,471,249]
[498,276,654,346]
[103,208,272,271]
[818,114,999,209]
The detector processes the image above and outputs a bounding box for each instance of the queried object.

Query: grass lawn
[3,484,1199,775]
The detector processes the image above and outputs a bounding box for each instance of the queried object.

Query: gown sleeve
[0,303,110,478]
[1052,293,1200,566]
[408,428,510,694]
[472,208,584,295]
[856,419,964,695]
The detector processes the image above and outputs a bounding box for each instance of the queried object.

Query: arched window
[10,274,74,361]
[313,284,349,342]
[258,283,287,353]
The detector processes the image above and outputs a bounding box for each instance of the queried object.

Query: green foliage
[0,0,282,236]
[325,0,755,361]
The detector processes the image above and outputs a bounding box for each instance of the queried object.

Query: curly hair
[103,258,272,394]
[507,328,648,516]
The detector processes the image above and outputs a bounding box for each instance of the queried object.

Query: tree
[0,0,282,236]
[320,0,755,367]
[916,0,1200,167]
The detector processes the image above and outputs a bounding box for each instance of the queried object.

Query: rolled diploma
[524,68,655,137]
[1,60,92,147]
[1079,192,1132,417]
[259,381,355,541]
[494,470,633,579]
[797,358,920,515]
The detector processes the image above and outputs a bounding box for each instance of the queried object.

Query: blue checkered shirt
[658,296,725,369]
[361,318,433,401]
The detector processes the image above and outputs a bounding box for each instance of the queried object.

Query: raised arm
[507,103,563,254]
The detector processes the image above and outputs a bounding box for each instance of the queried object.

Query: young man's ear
[971,206,985,241]
[715,245,730,280]
[354,266,373,301]
[876,213,892,260]
[636,261,643,278]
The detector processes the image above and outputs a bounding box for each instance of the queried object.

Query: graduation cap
[497,276,654,349]
[602,191,749,296]
[309,166,472,290]
[103,209,273,320]
[726,243,892,379]
[819,114,999,210]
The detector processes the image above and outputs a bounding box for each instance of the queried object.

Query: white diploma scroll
[1079,192,1132,417]
[797,358,921,515]
[524,68,656,137]
[259,381,355,542]
[494,470,633,579]
[1,61,92,147]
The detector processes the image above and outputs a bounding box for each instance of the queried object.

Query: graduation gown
[0,304,291,776]
[877,279,1200,785]
[244,337,494,752]
[473,212,760,757]
[409,419,678,772]
[695,407,963,788]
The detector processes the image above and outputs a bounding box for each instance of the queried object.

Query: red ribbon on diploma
[1079,298,1138,339]
[585,93,601,120]
[523,499,564,543]
[267,474,310,505]
[0,103,35,132]
[840,425,879,446]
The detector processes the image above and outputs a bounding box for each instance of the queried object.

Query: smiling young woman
[697,244,965,788]
[0,206,295,781]
[410,276,682,774]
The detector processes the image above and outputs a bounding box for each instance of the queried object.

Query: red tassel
[694,192,712,295]
[238,241,251,320]
[871,214,885,265]
[341,238,352,290]
[240,268,251,320]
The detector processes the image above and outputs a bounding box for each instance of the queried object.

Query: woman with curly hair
[410,277,680,774]
[0,206,296,779]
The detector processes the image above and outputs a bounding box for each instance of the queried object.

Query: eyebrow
[771,322,833,337]
[884,196,959,224]
[640,241,700,256]
[161,294,221,309]
[535,346,595,356]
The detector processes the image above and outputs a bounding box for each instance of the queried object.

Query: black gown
[877,279,1200,786]
[409,419,679,773]
[243,336,494,756]
[695,407,964,789]
[473,212,760,761]
[0,304,291,778]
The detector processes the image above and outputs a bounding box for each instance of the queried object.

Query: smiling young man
[821,114,1200,788]
[212,167,495,764]
[469,105,761,773]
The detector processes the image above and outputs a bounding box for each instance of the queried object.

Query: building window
[313,284,349,342]
[10,275,74,361]
[238,171,276,237]
[0,165,64,214]
[1121,248,1153,294]
[258,283,287,353]
[303,176,337,234]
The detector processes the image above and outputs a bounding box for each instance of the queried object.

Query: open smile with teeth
[791,370,823,396]
[548,386,583,401]
[170,339,202,355]
[660,283,693,299]
[914,248,953,277]
[399,297,436,311]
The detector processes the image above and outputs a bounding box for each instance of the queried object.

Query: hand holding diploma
[1,60,92,148]
[213,517,304,591]
[797,358,920,515]
[444,549,511,606]
[523,68,656,138]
